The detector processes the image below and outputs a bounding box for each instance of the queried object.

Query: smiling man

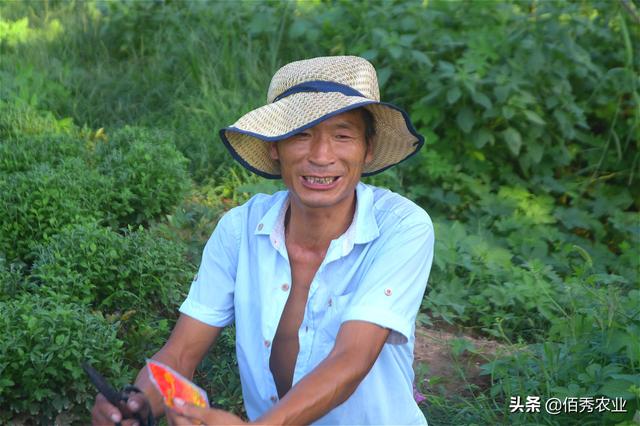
[92,56,434,426]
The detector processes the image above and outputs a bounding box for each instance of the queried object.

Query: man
[92,56,434,425]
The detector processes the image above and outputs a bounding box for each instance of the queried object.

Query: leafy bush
[0,121,191,263]
[0,293,130,424]
[95,126,190,226]
[483,284,640,425]
[31,222,194,317]
[30,222,195,363]
[0,132,86,174]
[0,255,27,301]
[0,159,109,263]
[197,327,244,415]
[0,101,74,140]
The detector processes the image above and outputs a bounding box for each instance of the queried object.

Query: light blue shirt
[180,182,434,425]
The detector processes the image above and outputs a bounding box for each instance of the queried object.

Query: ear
[364,140,374,164]
[269,142,279,161]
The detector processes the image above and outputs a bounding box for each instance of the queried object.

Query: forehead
[311,109,365,131]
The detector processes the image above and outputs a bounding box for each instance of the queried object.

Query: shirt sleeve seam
[341,306,413,344]
[179,299,234,328]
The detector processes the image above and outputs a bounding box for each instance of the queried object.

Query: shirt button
[273,239,279,248]
[264,339,271,348]
[270,395,277,403]
[281,283,290,292]
[257,223,264,231]
[384,288,393,296]
[328,297,332,307]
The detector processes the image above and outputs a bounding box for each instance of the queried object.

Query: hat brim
[219,91,424,179]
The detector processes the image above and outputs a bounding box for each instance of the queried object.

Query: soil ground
[413,324,506,398]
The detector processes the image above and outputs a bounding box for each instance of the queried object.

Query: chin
[296,193,344,209]
[294,185,357,210]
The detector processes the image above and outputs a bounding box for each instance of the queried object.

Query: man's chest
[268,246,327,395]
[233,237,369,347]
[271,251,323,341]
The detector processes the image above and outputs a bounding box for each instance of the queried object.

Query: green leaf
[447,87,461,105]
[0,378,15,388]
[527,143,544,163]
[502,127,522,155]
[450,338,476,357]
[438,61,455,76]
[473,128,494,149]
[494,85,510,102]
[502,106,515,119]
[288,21,308,38]
[377,67,392,88]
[523,110,546,125]
[598,379,635,399]
[456,107,475,134]
[471,91,492,109]
[610,374,640,386]
[555,207,595,230]
[411,50,432,67]
[360,49,378,61]
[527,49,545,72]
[388,46,403,60]
[553,109,574,138]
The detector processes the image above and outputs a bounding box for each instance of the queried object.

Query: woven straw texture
[267,56,380,102]
[222,56,421,177]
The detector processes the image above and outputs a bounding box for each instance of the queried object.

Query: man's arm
[170,319,389,425]
[91,314,222,425]
[134,314,224,417]
[256,320,390,425]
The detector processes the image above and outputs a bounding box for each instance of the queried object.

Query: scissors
[82,362,155,426]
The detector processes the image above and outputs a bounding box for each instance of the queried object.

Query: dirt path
[413,325,506,398]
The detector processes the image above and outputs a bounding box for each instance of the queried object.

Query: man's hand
[91,392,151,426]
[165,398,247,425]
[90,315,223,425]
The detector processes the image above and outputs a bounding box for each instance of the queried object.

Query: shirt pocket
[318,292,354,343]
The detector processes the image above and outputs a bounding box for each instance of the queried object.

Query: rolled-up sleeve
[340,210,434,344]
[179,209,240,327]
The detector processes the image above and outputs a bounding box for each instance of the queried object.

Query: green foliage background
[0,0,638,424]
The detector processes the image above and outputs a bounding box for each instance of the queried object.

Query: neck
[285,191,357,252]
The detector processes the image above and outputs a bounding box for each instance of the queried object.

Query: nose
[307,133,336,166]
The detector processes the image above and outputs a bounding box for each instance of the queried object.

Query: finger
[164,404,196,426]
[171,398,210,420]
[92,393,123,425]
[126,392,149,413]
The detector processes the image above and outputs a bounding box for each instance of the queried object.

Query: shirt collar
[254,191,288,236]
[254,182,380,251]
[351,182,380,245]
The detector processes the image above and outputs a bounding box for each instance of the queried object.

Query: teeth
[305,176,335,184]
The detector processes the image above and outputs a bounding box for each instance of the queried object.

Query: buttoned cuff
[179,298,234,328]
[340,306,412,345]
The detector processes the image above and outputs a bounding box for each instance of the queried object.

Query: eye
[335,134,354,141]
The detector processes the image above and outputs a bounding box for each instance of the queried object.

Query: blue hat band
[272,80,367,103]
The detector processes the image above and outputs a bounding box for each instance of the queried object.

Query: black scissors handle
[82,362,125,406]
[82,362,155,426]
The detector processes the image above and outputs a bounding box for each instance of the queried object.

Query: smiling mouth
[303,176,339,185]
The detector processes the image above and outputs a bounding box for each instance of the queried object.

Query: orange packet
[146,359,209,408]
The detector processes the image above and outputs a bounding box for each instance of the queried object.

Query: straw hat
[219,56,424,179]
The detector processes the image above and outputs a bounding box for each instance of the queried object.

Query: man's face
[270,109,373,211]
